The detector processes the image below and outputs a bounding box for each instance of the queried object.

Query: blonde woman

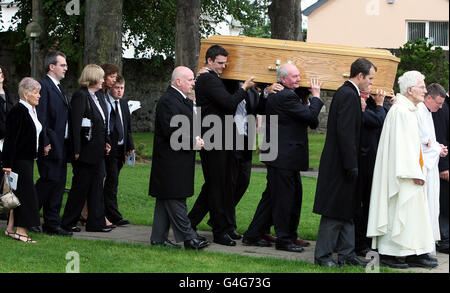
[2,77,50,243]
[60,64,112,232]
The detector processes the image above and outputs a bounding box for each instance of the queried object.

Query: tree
[269,0,303,41]
[175,0,201,71]
[396,38,449,92]
[84,0,123,69]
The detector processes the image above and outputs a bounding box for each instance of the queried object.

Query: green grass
[132,132,325,169]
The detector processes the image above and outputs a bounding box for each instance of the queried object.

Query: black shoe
[338,255,368,267]
[28,226,42,233]
[406,254,438,268]
[275,242,304,253]
[71,226,81,232]
[151,239,181,249]
[44,226,73,236]
[227,230,242,240]
[314,259,338,267]
[86,227,113,232]
[213,234,236,246]
[184,238,210,250]
[380,255,409,269]
[242,237,271,247]
[115,219,130,226]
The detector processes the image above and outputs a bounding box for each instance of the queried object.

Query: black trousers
[104,145,125,223]
[188,149,234,236]
[354,154,375,251]
[11,160,40,228]
[439,177,449,242]
[61,160,106,230]
[244,166,302,245]
[189,149,252,231]
[35,155,68,231]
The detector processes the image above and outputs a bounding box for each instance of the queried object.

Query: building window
[407,21,449,49]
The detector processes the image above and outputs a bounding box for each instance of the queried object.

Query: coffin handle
[268,60,281,71]
[342,73,350,78]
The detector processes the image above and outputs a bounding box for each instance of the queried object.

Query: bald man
[149,66,209,250]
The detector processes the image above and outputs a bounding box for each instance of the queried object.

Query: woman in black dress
[2,77,51,243]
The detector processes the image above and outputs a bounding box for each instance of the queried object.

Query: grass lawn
[132,132,325,169]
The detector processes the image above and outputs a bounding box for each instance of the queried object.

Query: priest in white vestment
[416,83,448,246]
[367,71,439,269]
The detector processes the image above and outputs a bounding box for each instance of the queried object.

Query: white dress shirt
[20,99,42,153]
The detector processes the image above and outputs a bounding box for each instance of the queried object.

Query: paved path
[3,220,444,273]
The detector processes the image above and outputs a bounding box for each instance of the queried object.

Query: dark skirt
[12,160,40,227]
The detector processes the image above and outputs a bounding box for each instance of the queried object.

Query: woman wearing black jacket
[2,77,50,243]
[61,64,112,232]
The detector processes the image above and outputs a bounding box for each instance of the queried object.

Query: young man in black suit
[187,45,255,246]
[149,66,209,250]
[103,75,134,226]
[313,58,376,267]
[242,63,323,253]
[34,51,73,236]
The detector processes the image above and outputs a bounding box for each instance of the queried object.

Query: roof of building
[302,0,329,16]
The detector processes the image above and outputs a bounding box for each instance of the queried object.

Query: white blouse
[19,99,42,153]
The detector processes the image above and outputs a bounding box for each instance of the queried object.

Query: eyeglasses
[412,85,426,90]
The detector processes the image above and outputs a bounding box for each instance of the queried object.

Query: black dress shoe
[314,259,338,267]
[86,227,113,232]
[437,240,449,254]
[227,230,242,240]
[356,247,373,257]
[213,234,236,246]
[115,219,130,226]
[184,238,210,250]
[45,226,73,236]
[151,239,181,248]
[380,255,409,269]
[242,237,271,247]
[338,255,368,267]
[275,243,304,253]
[71,226,82,232]
[406,254,438,268]
[28,226,42,233]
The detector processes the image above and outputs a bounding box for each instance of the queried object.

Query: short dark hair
[427,83,446,99]
[101,63,119,77]
[350,58,377,78]
[205,45,228,63]
[115,75,125,84]
[44,51,66,73]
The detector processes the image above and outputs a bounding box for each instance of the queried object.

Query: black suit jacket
[105,97,134,159]
[433,95,449,172]
[0,87,15,141]
[360,97,387,161]
[195,70,248,149]
[36,75,72,161]
[149,86,196,199]
[2,103,41,168]
[314,80,362,220]
[71,87,109,165]
[262,86,323,171]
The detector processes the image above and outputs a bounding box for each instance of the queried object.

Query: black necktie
[114,100,124,141]
[58,84,69,105]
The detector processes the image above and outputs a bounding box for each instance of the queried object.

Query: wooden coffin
[198,35,400,93]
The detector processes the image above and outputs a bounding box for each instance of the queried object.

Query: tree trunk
[84,0,123,71]
[269,0,303,41]
[175,0,201,72]
[31,0,45,80]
